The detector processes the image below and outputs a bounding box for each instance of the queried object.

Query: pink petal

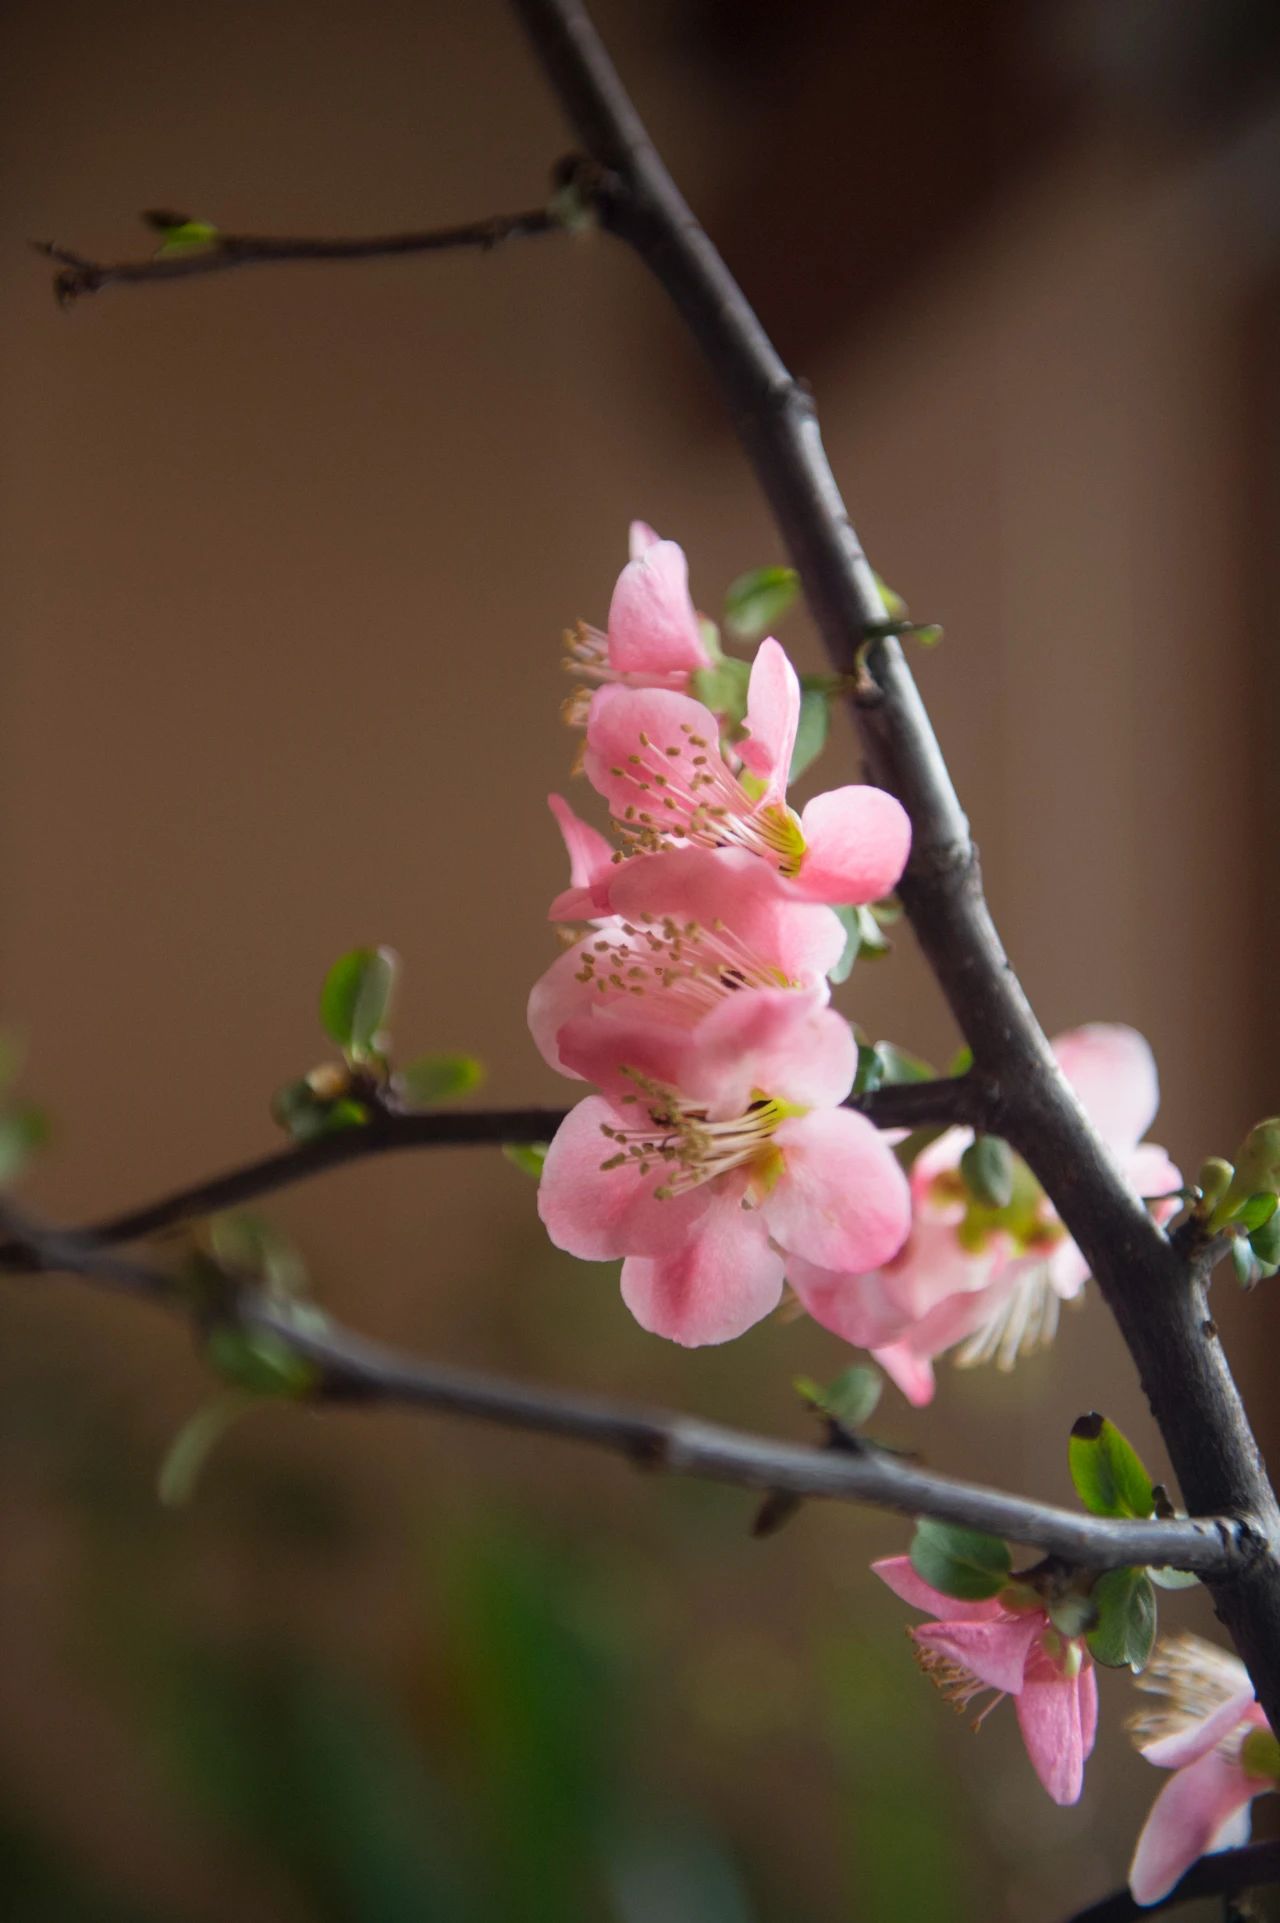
[1078,1657,1099,1757]
[871,1340,938,1406]
[620,1187,785,1345]
[527,939,597,1077]
[553,1008,693,1109]
[792,786,912,905]
[1129,1748,1260,1906]
[607,540,708,677]
[1014,1651,1092,1805]
[608,846,847,984]
[1141,1689,1258,1769]
[765,1110,911,1272]
[1052,1024,1160,1151]
[548,793,615,894]
[628,520,660,558]
[788,1258,918,1350]
[583,683,722,822]
[870,1556,1005,1622]
[915,1613,1044,1697]
[680,989,855,1118]
[1126,1141,1183,1217]
[537,1097,710,1259]
[737,637,800,794]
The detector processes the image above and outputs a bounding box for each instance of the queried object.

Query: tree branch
[506,0,1280,1728]
[1059,1842,1280,1921]
[35,206,560,306]
[0,1198,1247,1577]
[0,1076,982,1271]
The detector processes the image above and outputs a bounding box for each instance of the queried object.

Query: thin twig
[0,1196,1246,1576]
[0,1076,984,1270]
[35,206,560,306]
[507,0,1280,1727]
[1058,1842,1280,1921]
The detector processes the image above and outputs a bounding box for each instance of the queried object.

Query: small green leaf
[205,1324,320,1399]
[1232,1235,1259,1288]
[909,1519,1011,1601]
[319,946,397,1059]
[1068,1413,1155,1520]
[788,687,830,783]
[872,574,909,622]
[690,653,751,725]
[794,1364,882,1431]
[0,1105,49,1184]
[208,1214,308,1298]
[271,1078,370,1141]
[1086,1567,1157,1672]
[1248,1213,1280,1268]
[874,1042,936,1086]
[1235,1191,1277,1234]
[912,623,944,648]
[502,1142,549,1178]
[948,1045,975,1076]
[829,907,862,987]
[852,1038,882,1092]
[157,1393,253,1507]
[1149,1565,1200,1591]
[150,216,221,256]
[397,1053,485,1105]
[960,1136,1015,1210]
[724,566,799,642]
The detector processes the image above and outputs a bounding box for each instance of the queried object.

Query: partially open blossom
[873,1555,1097,1805]
[1128,1635,1278,1906]
[791,1024,1181,1404]
[530,818,847,1076]
[537,988,911,1346]
[582,637,911,907]
[562,522,712,720]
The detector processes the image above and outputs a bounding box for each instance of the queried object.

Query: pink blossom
[581,637,910,907]
[537,987,910,1346]
[873,1555,1097,1805]
[563,523,712,713]
[1128,1635,1277,1906]
[530,823,847,1076]
[790,1024,1181,1404]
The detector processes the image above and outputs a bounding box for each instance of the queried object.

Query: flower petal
[765,1110,911,1272]
[792,786,912,905]
[1014,1650,1093,1805]
[1129,1747,1261,1906]
[871,1340,938,1407]
[680,989,855,1117]
[538,1097,710,1259]
[628,520,660,558]
[608,846,846,984]
[915,1613,1044,1696]
[1140,1689,1258,1769]
[583,683,722,823]
[607,540,709,677]
[737,637,800,794]
[553,1008,693,1108]
[548,792,615,893]
[788,1258,917,1350]
[870,1556,1005,1622]
[1052,1024,1160,1151]
[620,1187,784,1345]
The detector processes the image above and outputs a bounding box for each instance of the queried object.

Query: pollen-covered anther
[913,1642,1006,1731]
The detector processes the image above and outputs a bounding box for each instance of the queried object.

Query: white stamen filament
[1128,1634,1253,1754]
[953,1263,1064,1373]
[606,724,804,873]
[598,1073,790,1199]
[573,913,791,1024]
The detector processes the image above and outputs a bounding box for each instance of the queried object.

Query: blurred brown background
[3,1,1280,1917]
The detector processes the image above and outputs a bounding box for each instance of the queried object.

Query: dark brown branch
[35,207,560,306]
[1059,1841,1280,1921]
[0,1076,984,1270]
[507,0,1280,1728]
[0,1197,1247,1576]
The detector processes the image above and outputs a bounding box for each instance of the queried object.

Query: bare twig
[35,206,560,306]
[0,1196,1246,1576]
[1059,1842,1280,1921]
[0,1076,984,1270]
[507,0,1280,1727]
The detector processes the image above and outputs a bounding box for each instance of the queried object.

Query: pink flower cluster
[532,526,914,1345]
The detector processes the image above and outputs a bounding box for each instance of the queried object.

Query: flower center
[597,1073,799,1199]
[606,725,807,874]
[571,914,792,1024]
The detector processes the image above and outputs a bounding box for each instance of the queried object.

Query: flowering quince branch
[0,1196,1248,1576]
[0,1076,977,1271]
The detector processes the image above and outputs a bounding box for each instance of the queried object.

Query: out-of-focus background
[3,1,1280,1917]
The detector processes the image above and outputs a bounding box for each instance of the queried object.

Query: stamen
[953,1264,1062,1373]
[597,1070,793,1202]
[605,727,808,874]
[913,1640,1006,1733]
[1128,1634,1253,1753]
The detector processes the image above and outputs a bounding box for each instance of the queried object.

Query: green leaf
[157,1393,253,1507]
[208,1214,308,1298]
[271,1078,371,1141]
[960,1135,1015,1210]
[1248,1213,1280,1268]
[147,213,221,256]
[205,1324,320,1399]
[690,653,751,725]
[1149,1565,1200,1591]
[724,566,799,642]
[912,623,944,648]
[829,906,862,987]
[398,1052,485,1105]
[0,1105,49,1184]
[1232,1235,1259,1287]
[948,1045,975,1076]
[788,686,829,783]
[319,946,397,1059]
[1235,1191,1277,1234]
[908,1519,1011,1601]
[1086,1566,1157,1672]
[1068,1413,1155,1519]
[874,1042,936,1085]
[852,1038,882,1092]
[872,574,909,622]
[794,1364,882,1431]
[502,1142,549,1178]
